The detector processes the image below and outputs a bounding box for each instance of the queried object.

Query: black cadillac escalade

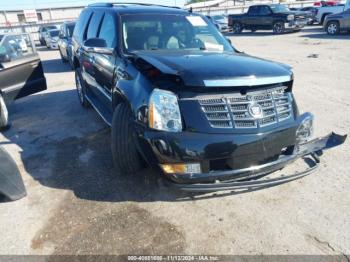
[72,3,346,192]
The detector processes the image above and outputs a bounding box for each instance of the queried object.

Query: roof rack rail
[88,2,182,9]
[88,3,114,7]
[113,2,182,9]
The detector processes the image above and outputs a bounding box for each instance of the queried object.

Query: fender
[112,60,153,124]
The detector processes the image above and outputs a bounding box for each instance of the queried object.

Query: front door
[0,33,47,103]
[92,12,118,113]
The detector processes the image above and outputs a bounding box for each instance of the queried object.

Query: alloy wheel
[327,23,338,35]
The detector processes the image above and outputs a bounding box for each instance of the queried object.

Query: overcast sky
[0,0,187,10]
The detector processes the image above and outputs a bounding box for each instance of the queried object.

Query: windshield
[49,30,60,37]
[67,24,75,37]
[212,15,226,21]
[44,26,57,32]
[121,14,233,53]
[270,4,290,13]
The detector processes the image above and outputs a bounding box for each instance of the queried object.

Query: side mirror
[83,38,113,55]
[0,54,11,63]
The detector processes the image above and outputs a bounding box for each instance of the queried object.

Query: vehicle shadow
[300,32,350,39]
[0,88,299,203]
[41,59,72,73]
[36,46,56,52]
[224,30,301,37]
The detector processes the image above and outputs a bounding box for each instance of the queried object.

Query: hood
[133,50,292,87]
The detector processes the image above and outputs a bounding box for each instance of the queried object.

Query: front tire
[0,94,9,131]
[232,22,243,34]
[326,21,340,35]
[273,21,285,34]
[111,103,144,175]
[75,67,90,108]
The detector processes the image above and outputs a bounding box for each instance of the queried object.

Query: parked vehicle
[314,0,341,7]
[291,6,319,24]
[228,4,308,34]
[324,8,350,34]
[72,3,346,192]
[38,25,57,46]
[0,33,47,130]
[45,29,60,49]
[207,15,229,31]
[315,0,350,24]
[58,21,76,66]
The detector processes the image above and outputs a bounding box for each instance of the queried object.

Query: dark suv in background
[72,3,345,192]
[58,21,76,66]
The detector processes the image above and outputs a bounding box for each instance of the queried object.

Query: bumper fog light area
[296,114,314,143]
[161,163,201,174]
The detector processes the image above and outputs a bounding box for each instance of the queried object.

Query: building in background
[0,6,84,41]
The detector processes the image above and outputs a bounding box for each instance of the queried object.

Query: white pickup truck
[316,0,350,24]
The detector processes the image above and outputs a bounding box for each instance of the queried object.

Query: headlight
[148,89,182,132]
[296,114,314,143]
[287,14,295,21]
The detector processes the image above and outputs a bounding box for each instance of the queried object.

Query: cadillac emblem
[248,103,263,119]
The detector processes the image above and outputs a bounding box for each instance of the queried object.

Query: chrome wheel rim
[274,23,283,33]
[75,72,84,104]
[233,23,241,33]
[328,23,337,34]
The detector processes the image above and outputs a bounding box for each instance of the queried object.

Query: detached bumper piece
[166,132,346,192]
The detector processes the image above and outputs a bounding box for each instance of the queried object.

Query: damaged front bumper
[164,132,346,192]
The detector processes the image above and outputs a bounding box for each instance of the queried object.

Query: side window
[248,6,259,15]
[87,12,104,39]
[259,6,271,15]
[0,34,35,62]
[73,10,92,43]
[98,13,117,48]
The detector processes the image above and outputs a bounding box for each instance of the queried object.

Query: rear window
[87,12,104,39]
[49,30,60,37]
[67,24,75,37]
[73,9,92,43]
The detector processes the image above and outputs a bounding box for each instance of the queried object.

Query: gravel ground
[0,26,349,256]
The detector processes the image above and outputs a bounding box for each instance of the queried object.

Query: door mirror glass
[0,53,11,63]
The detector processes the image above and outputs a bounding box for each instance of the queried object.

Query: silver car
[324,8,350,34]
[45,29,60,49]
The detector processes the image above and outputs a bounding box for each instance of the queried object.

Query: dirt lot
[0,26,349,256]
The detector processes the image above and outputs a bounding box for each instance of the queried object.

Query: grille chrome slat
[198,87,293,129]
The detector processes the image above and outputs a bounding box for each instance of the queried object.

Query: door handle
[90,56,96,64]
[116,67,128,80]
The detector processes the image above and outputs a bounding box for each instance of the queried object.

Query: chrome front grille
[199,87,293,129]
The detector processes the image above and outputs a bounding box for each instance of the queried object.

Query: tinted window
[67,24,75,37]
[49,30,60,37]
[122,14,233,52]
[98,13,117,48]
[0,34,35,62]
[87,12,104,39]
[248,6,259,15]
[73,10,92,43]
[259,6,271,15]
